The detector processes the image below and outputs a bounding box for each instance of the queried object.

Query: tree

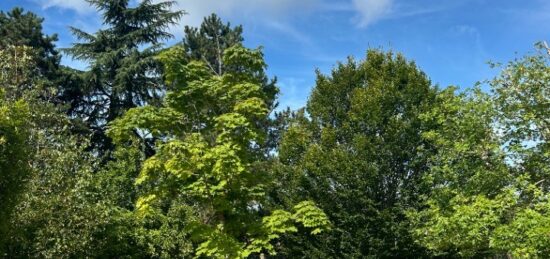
[65,0,183,154]
[109,45,330,258]
[272,50,438,257]
[179,14,279,118]
[0,45,150,258]
[410,44,550,258]
[183,14,244,77]
[0,8,60,81]
[0,46,33,253]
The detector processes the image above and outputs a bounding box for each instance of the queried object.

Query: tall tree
[183,14,243,76]
[272,50,438,257]
[65,0,182,154]
[109,45,330,258]
[180,14,278,112]
[0,46,33,254]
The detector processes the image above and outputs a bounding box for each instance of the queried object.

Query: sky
[1,0,549,110]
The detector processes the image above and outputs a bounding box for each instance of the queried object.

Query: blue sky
[1,0,549,110]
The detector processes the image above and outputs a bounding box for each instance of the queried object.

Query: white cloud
[351,0,393,27]
[38,0,449,34]
[37,0,399,30]
[39,0,93,14]
[163,0,319,28]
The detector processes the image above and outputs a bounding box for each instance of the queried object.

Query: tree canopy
[0,3,549,258]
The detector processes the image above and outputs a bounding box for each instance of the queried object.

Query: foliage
[1,5,550,258]
[271,50,438,258]
[64,0,183,154]
[0,8,60,80]
[110,44,330,258]
[0,46,34,252]
[410,45,550,258]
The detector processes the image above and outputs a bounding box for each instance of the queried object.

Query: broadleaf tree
[109,44,330,258]
[271,50,438,258]
[409,44,550,258]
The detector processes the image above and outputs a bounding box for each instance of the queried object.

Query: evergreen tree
[181,14,278,111]
[183,14,244,76]
[0,8,60,80]
[65,0,183,154]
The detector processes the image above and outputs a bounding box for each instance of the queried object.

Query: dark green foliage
[272,50,438,258]
[1,5,550,257]
[65,0,183,154]
[0,8,60,80]
[0,46,34,253]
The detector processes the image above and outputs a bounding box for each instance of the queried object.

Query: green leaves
[65,0,183,154]
[274,49,436,258]
[410,45,550,258]
[110,43,327,257]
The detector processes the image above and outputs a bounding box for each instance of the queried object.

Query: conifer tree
[65,0,182,154]
[0,8,60,80]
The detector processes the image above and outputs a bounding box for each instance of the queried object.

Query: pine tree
[65,0,183,154]
[0,8,60,80]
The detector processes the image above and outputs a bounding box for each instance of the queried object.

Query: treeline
[0,1,549,258]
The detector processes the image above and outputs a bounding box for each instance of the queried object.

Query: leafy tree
[0,46,35,252]
[65,0,183,154]
[272,50,438,258]
[410,44,550,258]
[109,45,330,258]
[0,8,60,80]
[166,14,279,152]
[0,46,148,258]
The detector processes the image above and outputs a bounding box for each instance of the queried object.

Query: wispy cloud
[39,0,93,14]
[351,0,393,28]
[164,0,319,27]
[36,0,457,31]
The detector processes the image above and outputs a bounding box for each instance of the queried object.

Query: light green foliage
[410,45,550,258]
[110,45,329,258]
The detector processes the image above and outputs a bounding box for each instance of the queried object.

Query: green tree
[65,0,182,154]
[109,45,330,258]
[167,14,279,152]
[0,46,34,253]
[0,45,148,258]
[410,44,550,258]
[183,14,244,76]
[272,50,438,258]
[0,8,60,80]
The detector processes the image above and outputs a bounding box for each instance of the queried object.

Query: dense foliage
[0,2,549,258]
[64,0,183,154]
